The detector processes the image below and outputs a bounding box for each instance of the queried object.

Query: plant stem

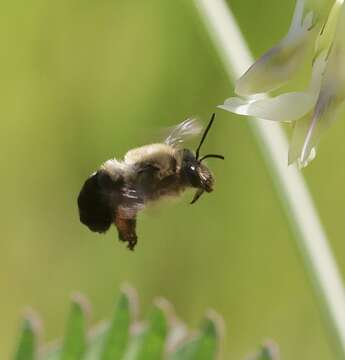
[194,0,345,357]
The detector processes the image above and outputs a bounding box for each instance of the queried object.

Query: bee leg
[127,233,137,251]
[114,214,138,251]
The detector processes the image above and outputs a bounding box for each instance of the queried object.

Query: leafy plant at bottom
[12,286,279,360]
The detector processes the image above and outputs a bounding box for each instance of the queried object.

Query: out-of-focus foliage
[13,288,223,359]
[1,0,342,359]
[246,342,279,360]
[13,288,279,360]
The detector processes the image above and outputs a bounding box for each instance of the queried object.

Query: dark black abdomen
[77,171,118,233]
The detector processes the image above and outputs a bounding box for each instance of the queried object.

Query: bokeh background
[1,0,343,358]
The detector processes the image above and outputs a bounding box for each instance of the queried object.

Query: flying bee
[77,113,224,250]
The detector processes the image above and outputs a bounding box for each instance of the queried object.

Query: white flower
[219,53,325,123]
[220,0,345,168]
[235,0,317,96]
[290,1,345,166]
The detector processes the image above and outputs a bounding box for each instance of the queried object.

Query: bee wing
[164,118,202,148]
[119,186,145,218]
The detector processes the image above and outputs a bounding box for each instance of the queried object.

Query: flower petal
[289,113,315,167]
[288,97,343,167]
[291,3,345,167]
[220,52,326,122]
[321,2,345,103]
[235,0,318,96]
[219,92,314,122]
[314,0,343,59]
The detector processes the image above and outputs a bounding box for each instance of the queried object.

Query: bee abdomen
[77,170,119,233]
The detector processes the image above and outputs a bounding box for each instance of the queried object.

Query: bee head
[181,149,214,192]
[181,113,224,204]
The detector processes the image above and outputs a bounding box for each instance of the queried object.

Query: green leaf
[60,294,88,360]
[248,341,280,360]
[42,345,61,360]
[83,325,107,360]
[14,288,231,360]
[122,299,169,360]
[168,311,221,360]
[13,315,38,360]
[100,287,134,360]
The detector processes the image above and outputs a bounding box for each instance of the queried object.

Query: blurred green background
[1,0,343,358]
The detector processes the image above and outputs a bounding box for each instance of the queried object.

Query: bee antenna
[195,113,216,160]
[199,154,225,162]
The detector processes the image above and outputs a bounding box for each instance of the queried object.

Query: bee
[77,113,224,250]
